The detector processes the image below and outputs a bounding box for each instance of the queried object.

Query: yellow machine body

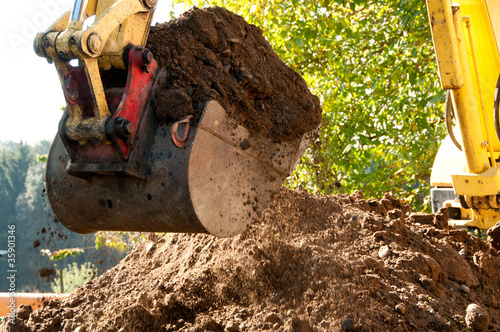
[428,0,500,228]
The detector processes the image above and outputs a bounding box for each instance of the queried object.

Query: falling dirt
[4,189,500,332]
[37,268,55,280]
[147,7,322,143]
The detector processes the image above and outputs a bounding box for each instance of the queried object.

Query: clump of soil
[38,268,55,280]
[6,189,500,331]
[147,7,322,143]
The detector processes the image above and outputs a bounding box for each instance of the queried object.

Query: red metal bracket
[59,46,159,174]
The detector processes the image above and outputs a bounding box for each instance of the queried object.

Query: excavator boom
[427,0,500,228]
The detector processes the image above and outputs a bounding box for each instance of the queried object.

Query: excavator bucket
[36,0,317,237]
[46,98,312,237]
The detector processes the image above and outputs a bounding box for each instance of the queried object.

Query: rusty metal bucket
[46,100,312,237]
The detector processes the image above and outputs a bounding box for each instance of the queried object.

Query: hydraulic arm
[34,0,156,144]
[427,0,500,228]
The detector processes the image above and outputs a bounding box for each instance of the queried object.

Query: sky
[1,0,186,144]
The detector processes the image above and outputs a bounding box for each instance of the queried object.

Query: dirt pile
[5,188,500,331]
[146,7,322,143]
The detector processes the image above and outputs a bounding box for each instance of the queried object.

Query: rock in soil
[341,318,355,331]
[395,303,406,315]
[465,304,490,331]
[287,316,313,332]
[487,221,500,250]
[225,321,240,332]
[460,284,471,294]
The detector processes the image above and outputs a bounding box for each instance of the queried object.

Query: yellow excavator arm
[427,0,500,228]
[34,0,157,144]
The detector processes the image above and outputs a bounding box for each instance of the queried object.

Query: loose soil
[4,189,500,331]
[147,7,322,143]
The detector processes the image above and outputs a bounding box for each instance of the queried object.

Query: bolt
[123,122,134,136]
[114,118,134,138]
[87,33,103,55]
[42,37,51,48]
[141,49,154,65]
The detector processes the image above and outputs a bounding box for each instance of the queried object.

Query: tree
[0,142,34,229]
[12,161,83,291]
[51,262,97,294]
[13,160,129,292]
[177,0,445,210]
[0,141,51,232]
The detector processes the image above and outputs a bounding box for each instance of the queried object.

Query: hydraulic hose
[445,91,463,151]
[494,75,500,144]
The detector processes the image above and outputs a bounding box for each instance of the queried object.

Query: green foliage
[5,143,128,292]
[36,154,48,163]
[15,161,52,223]
[40,248,85,261]
[95,231,146,251]
[178,0,446,211]
[0,142,36,228]
[13,159,92,292]
[0,141,51,231]
[51,262,97,294]
[0,141,128,292]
